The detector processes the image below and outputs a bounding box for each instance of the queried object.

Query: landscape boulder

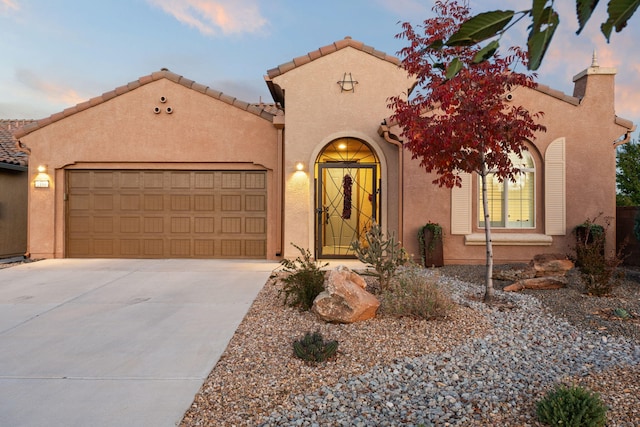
[312,265,380,323]
[503,277,567,292]
[531,253,574,277]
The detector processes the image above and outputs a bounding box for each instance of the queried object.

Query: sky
[1,0,639,135]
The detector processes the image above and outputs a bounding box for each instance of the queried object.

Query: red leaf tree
[389,0,546,302]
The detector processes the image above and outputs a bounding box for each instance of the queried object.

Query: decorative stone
[312,265,380,323]
[503,277,567,292]
[531,253,574,277]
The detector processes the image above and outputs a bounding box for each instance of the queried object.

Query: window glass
[479,151,535,228]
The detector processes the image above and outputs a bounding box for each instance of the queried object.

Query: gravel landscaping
[181,264,640,427]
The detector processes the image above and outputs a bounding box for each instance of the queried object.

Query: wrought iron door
[316,163,378,258]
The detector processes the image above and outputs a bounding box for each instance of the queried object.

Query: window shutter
[451,172,472,235]
[545,138,566,235]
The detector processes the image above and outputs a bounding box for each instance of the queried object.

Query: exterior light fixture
[337,73,358,92]
[295,162,305,171]
[34,165,50,188]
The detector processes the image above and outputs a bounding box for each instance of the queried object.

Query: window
[479,151,535,228]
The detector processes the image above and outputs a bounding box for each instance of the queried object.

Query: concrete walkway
[0,258,277,427]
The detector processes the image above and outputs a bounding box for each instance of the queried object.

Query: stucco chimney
[572,50,617,103]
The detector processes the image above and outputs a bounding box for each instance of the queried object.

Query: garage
[66,170,267,258]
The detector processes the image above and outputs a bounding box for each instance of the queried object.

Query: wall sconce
[337,72,358,92]
[295,162,305,171]
[34,165,50,188]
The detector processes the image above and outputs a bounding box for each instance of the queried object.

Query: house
[0,120,31,258]
[13,37,635,263]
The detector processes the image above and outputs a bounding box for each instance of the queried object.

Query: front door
[316,163,378,257]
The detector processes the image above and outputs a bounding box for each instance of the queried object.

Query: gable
[266,37,413,107]
[15,69,280,140]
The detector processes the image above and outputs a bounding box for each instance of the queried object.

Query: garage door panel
[67,170,267,259]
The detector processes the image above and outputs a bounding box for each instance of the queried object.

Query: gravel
[182,265,640,426]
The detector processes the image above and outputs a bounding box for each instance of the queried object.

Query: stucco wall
[20,78,280,258]
[401,68,630,264]
[272,47,413,257]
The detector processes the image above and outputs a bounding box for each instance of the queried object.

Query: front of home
[13,37,634,264]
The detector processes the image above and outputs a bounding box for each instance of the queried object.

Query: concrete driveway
[0,258,277,427]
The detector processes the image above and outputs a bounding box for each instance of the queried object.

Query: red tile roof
[0,120,33,167]
[266,36,400,79]
[13,69,283,139]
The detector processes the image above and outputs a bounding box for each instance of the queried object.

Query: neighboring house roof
[0,120,32,169]
[13,69,283,139]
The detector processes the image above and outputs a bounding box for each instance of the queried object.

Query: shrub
[381,267,454,320]
[573,216,624,296]
[536,384,607,427]
[276,244,328,311]
[292,331,338,363]
[350,222,409,290]
[417,221,443,267]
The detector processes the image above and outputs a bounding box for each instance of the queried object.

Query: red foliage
[388,0,546,188]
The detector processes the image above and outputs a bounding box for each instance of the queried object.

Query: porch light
[34,165,50,188]
[295,162,305,171]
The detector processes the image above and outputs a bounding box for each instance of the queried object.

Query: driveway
[0,258,277,427]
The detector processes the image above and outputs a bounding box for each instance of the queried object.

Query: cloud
[16,69,86,106]
[146,0,267,36]
[1,0,19,14]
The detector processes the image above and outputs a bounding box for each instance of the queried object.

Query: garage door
[66,170,267,258]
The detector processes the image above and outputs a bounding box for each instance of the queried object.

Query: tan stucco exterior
[15,38,634,264]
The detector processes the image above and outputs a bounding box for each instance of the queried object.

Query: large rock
[531,253,574,277]
[503,277,567,292]
[312,265,380,323]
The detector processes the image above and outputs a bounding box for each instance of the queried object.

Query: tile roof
[13,69,283,139]
[266,36,400,79]
[0,120,33,167]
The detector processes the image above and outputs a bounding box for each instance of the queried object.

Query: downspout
[378,124,404,243]
[273,115,285,257]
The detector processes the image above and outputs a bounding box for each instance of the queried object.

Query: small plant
[381,266,454,320]
[292,331,338,363]
[350,222,409,290]
[613,307,631,319]
[536,384,607,427]
[276,244,328,311]
[573,215,624,296]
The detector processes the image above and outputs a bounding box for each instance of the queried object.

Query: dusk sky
[1,0,639,134]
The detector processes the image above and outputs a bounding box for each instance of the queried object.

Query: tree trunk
[480,165,494,302]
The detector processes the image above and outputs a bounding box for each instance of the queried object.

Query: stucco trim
[307,131,389,253]
[13,70,282,139]
[464,233,553,246]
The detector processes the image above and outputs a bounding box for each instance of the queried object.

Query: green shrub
[350,222,409,290]
[276,244,328,311]
[417,221,443,266]
[381,267,454,320]
[536,384,607,427]
[292,331,338,363]
[573,216,624,296]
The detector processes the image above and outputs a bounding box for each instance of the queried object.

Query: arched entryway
[315,138,381,258]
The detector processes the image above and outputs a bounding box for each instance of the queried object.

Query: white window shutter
[545,138,566,235]
[451,172,472,235]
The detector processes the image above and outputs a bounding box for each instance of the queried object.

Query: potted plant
[418,222,444,268]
